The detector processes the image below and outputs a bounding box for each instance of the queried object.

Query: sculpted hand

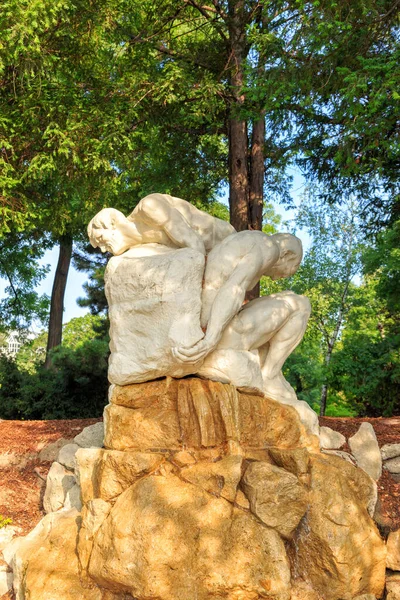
[172,337,216,363]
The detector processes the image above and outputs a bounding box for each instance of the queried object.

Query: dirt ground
[0,415,399,600]
[320,416,400,531]
[0,418,101,535]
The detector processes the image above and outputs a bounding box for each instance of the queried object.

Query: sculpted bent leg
[215,292,311,401]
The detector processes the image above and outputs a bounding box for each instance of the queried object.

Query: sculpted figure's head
[269,233,303,280]
[88,208,133,256]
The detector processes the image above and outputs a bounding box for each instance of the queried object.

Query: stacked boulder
[43,421,104,514]
[1,378,390,600]
[382,443,400,482]
[382,444,400,599]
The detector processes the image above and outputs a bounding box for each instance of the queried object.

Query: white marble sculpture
[88,193,319,434]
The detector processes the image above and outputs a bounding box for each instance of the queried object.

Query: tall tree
[296,196,364,415]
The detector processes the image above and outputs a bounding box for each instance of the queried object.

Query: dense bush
[0,317,109,420]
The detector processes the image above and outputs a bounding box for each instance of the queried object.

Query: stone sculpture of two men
[88,193,318,434]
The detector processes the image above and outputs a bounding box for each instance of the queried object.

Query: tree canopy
[0,0,399,416]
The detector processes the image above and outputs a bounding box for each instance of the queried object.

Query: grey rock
[74,422,104,448]
[385,456,400,474]
[319,426,346,449]
[386,571,400,600]
[381,443,400,461]
[43,462,76,513]
[349,422,382,481]
[64,483,82,511]
[38,438,73,462]
[57,443,80,471]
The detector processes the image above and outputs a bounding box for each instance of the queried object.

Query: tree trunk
[246,112,266,300]
[319,346,333,416]
[320,383,328,416]
[320,274,352,415]
[227,0,249,233]
[249,113,265,231]
[229,118,249,231]
[45,235,73,368]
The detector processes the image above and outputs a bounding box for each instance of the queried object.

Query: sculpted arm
[133,194,206,254]
[173,253,263,362]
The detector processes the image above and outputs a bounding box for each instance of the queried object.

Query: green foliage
[0,339,109,419]
[0,355,24,419]
[330,275,400,416]
[0,515,12,529]
[16,314,107,371]
[0,231,51,330]
[246,0,400,223]
[262,196,368,415]
[324,397,358,418]
[363,219,400,312]
[1,315,109,419]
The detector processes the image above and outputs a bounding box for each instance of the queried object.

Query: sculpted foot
[263,374,320,437]
[262,374,297,403]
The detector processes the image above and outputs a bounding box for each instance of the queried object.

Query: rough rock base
[9,378,386,600]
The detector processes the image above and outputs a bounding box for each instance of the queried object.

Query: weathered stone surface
[349,422,382,481]
[387,530,400,571]
[235,489,250,510]
[292,454,386,600]
[241,461,308,539]
[319,426,346,449]
[385,457,400,474]
[381,443,400,461]
[353,595,377,600]
[278,397,320,437]
[180,455,243,502]
[0,564,13,597]
[43,461,76,513]
[321,452,378,517]
[10,510,102,600]
[64,483,82,511]
[57,442,80,470]
[321,449,356,465]
[0,525,22,551]
[38,437,72,462]
[106,377,317,452]
[172,450,197,467]
[290,580,322,600]
[89,473,291,600]
[104,402,181,450]
[75,448,104,504]
[268,447,310,476]
[106,247,205,385]
[110,376,178,408]
[97,450,165,502]
[75,447,165,503]
[78,499,111,574]
[386,571,400,600]
[74,422,104,448]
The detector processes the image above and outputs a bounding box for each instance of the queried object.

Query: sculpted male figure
[173,230,313,417]
[87,196,315,429]
[88,193,235,255]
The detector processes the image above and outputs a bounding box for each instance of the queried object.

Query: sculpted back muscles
[88,193,236,256]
